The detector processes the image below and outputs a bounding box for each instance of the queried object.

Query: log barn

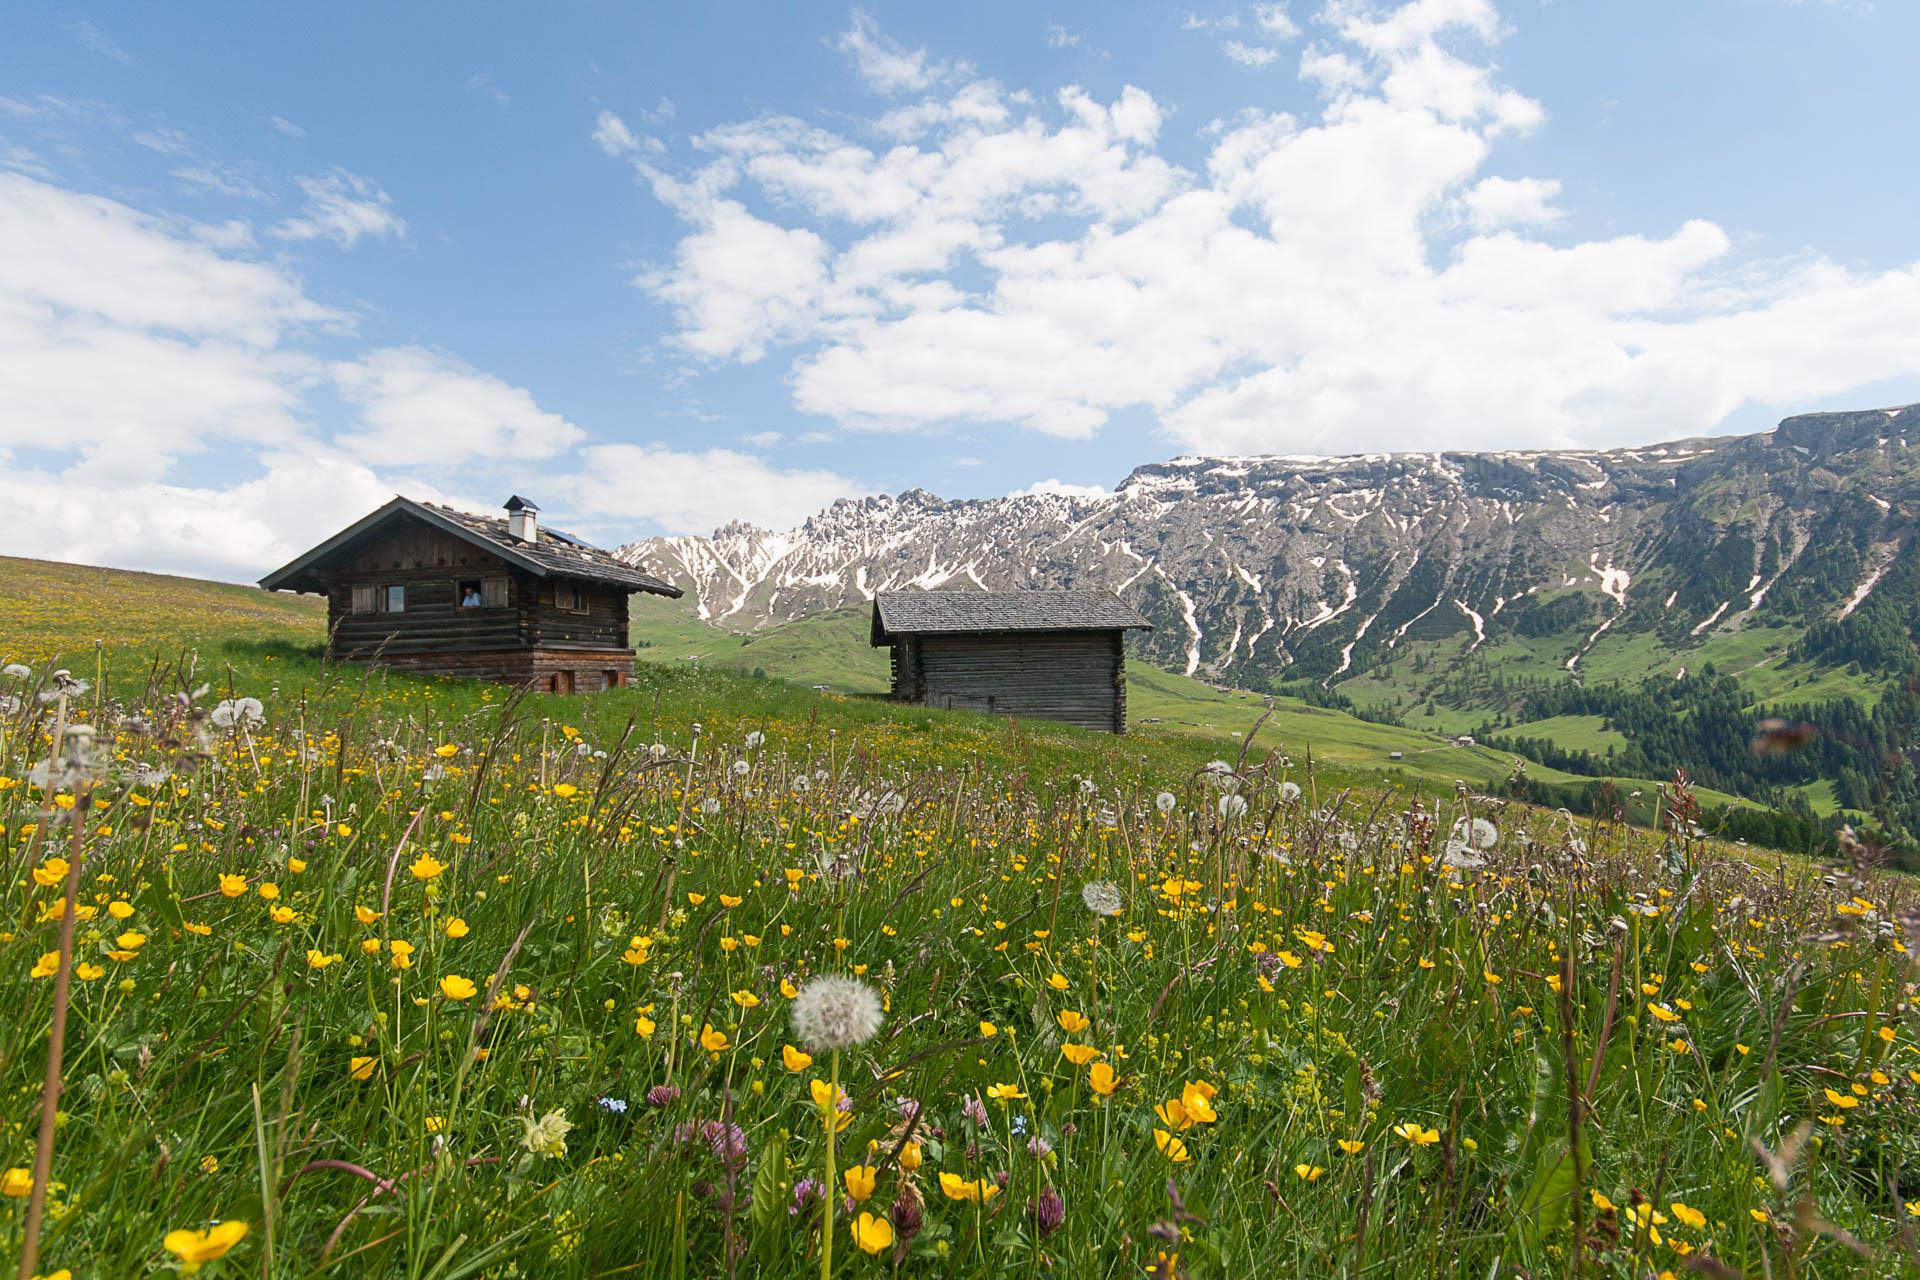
[259,495,681,692]
[870,590,1151,733]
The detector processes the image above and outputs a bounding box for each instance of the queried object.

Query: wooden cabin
[870,590,1151,733]
[259,495,682,692]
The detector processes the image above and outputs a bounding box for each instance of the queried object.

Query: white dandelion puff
[1080,881,1124,917]
[1155,791,1177,813]
[1,663,29,680]
[1218,793,1248,819]
[790,975,884,1052]
[744,730,765,750]
[1279,781,1302,803]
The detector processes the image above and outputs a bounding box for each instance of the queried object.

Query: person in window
[461,585,482,607]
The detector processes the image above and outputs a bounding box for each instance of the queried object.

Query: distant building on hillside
[259,496,682,693]
[870,590,1151,733]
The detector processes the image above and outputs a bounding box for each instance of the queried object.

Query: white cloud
[1046,24,1083,49]
[0,169,855,578]
[563,442,867,534]
[1253,3,1301,37]
[270,115,307,138]
[593,110,641,156]
[742,430,784,447]
[0,173,334,460]
[69,21,131,64]
[468,72,511,106]
[1012,477,1111,499]
[1222,40,1281,67]
[620,0,1920,458]
[836,10,952,95]
[331,346,587,466]
[1460,174,1561,229]
[272,169,404,248]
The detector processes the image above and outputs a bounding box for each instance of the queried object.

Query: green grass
[0,557,1913,1279]
[1503,713,1630,755]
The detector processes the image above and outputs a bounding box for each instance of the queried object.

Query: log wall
[887,630,1128,733]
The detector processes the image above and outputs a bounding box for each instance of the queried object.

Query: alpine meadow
[6,2,1920,1279]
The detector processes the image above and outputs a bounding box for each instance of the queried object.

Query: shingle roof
[871,590,1150,644]
[258,496,682,597]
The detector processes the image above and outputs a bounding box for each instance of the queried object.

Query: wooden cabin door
[552,670,574,694]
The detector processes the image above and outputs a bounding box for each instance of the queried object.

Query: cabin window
[457,579,484,608]
[383,584,407,613]
[350,585,377,615]
[482,577,509,608]
[554,582,585,612]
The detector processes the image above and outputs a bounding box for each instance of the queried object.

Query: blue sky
[4,1,1919,579]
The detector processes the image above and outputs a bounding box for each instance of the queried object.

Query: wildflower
[218,873,248,898]
[440,975,478,1001]
[1394,1122,1440,1145]
[730,989,761,1008]
[1337,1139,1365,1155]
[3,1168,31,1197]
[1058,1010,1090,1033]
[646,1085,681,1107]
[551,783,578,799]
[1089,1063,1118,1096]
[444,917,469,939]
[32,858,67,888]
[850,1211,893,1255]
[354,905,382,925]
[30,951,59,979]
[519,1108,573,1158]
[699,1024,729,1053]
[1029,1185,1066,1236]
[1061,1042,1101,1066]
[986,1083,1026,1101]
[1155,791,1177,813]
[938,1172,1000,1203]
[163,1220,249,1268]
[409,854,446,881]
[350,1056,376,1081]
[1048,972,1070,991]
[979,1020,998,1038]
[1080,881,1124,916]
[306,949,341,970]
[1670,1202,1706,1230]
[791,975,884,1052]
[1153,1130,1191,1162]
[634,1012,656,1037]
[1294,1163,1324,1181]
[844,1165,878,1202]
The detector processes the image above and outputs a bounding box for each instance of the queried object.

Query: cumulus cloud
[272,169,404,248]
[592,110,641,156]
[1011,477,1112,499]
[836,10,952,95]
[616,0,1920,457]
[331,346,588,465]
[1222,40,1281,67]
[0,169,862,577]
[563,442,866,534]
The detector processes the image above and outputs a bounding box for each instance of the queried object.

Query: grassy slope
[630,596,1758,816]
[0,556,1756,824]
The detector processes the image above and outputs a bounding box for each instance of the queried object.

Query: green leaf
[750,1134,786,1232]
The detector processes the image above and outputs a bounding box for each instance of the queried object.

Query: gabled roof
[258,496,682,597]
[871,589,1150,645]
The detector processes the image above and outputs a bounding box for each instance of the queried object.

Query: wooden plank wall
[909,630,1127,733]
[528,584,629,650]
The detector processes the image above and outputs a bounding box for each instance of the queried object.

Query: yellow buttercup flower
[699,1023,729,1053]
[409,853,446,881]
[782,1044,814,1072]
[439,974,478,1001]
[1057,1009,1089,1033]
[1394,1122,1440,1145]
[843,1165,877,1202]
[1153,1129,1191,1162]
[163,1219,249,1266]
[850,1210,893,1254]
[1061,1042,1101,1065]
[1089,1062,1118,1096]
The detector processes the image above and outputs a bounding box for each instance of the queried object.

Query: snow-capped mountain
[619,404,1918,689]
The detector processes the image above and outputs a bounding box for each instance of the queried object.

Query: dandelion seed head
[790,974,884,1052]
[1155,791,1177,813]
[1080,881,1124,917]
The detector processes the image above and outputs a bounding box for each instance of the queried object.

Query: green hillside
[628,595,1768,822]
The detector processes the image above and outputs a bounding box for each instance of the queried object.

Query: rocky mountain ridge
[619,405,1919,694]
